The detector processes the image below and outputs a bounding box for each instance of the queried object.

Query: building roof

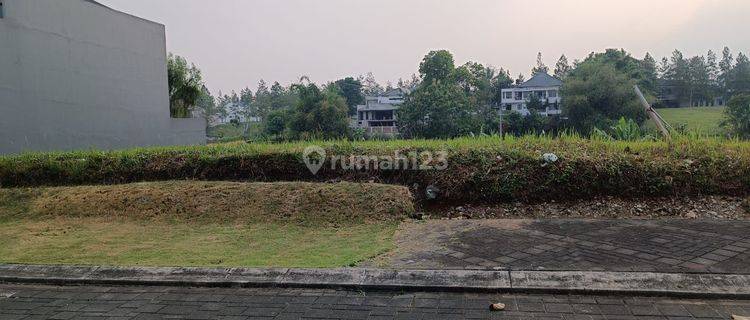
[517,72,563,88]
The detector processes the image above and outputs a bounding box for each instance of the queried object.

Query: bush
[1,136,750,204]
[724,94,750,139]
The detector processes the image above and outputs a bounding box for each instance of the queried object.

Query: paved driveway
[367,219,750,273]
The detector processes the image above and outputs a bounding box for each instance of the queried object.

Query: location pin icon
[303,146,326,175]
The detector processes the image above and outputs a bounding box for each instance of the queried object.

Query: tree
[167,54,203,118]
[720,47,734,93]
[554,54,572,79]
[255,80,272,119]
[723,94,750,138]
[263,109,288,136]
[641,53,658,93]
[531,52,549,75]
[515,73,526,85]
[731,53,750,94]
[361,72,384,96]
[419,50,455,83]
[195,86,217,128]
[288,81,350,139]
[526,93,544,112]
[397,81,474,139]
[562,60,646,133]
[334,77,365,115]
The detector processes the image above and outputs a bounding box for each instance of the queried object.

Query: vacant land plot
[655,107,726,135]
[0,181,408,267]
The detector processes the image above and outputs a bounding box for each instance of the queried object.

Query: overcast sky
[99,0,750,95]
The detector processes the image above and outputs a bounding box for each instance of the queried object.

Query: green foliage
[334,77,365,115]
[288,82,350,139]
[419,50,455,84]
[263,109,288,137]
[397,81,474,139]
[167,54,204,118]
[724,94,750,138]
[503,111,549,136]
[563,60,646,133]
[3,136,750,204]
[596,117,651,141]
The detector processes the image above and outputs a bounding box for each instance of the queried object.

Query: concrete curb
[1,264,749,298]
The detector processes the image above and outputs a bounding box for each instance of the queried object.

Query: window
[548,90,558,98]
[0,1,4,18]
[503,92,513,100]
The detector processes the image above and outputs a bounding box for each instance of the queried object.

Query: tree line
[168,46,750,140]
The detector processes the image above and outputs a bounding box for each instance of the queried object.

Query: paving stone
[373,219,750,273]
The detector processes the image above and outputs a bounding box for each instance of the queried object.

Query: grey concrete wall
[0,0,206,155]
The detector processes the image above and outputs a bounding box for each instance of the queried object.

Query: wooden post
[634,85,671,139]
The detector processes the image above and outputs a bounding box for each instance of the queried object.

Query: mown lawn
[655,107,726,136]
[0,218,397,268]
[0,181,408,268]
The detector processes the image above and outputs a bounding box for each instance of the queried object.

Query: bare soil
[425,196,750,220]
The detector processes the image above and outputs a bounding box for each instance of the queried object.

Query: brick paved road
[372,219,750,273]
[1,283,750,319]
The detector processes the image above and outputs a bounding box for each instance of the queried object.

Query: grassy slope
[655,107,726,135]
[0,181,407,268]
[0,219,396,267]
[3,136,750,202]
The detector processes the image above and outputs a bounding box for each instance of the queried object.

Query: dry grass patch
[2,181,414,224]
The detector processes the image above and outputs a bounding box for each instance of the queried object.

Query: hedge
[1,136,749,203]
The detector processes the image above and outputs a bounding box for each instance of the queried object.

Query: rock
[542,153,559,164]
[425,185,440,200]
[686,211,698,219]
[732,315,750,320]
[490,303,506,311]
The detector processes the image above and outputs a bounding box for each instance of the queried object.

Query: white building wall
[0,0,205,155]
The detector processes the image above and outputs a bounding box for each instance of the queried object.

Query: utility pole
[634,85,671,139]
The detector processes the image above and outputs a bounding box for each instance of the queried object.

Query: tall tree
[531,52,549,75]
[288,81,350,139]
[720,47,734,94]
[515,73,526,85]
[167,54,204,118]
[731,53,750,94]
[334,77,365,115]
[195,85,218,128]
[641,53,658,93]
[562,58,647,133]
[361,72,384,96]
[419,50,456,84]
[554,54,572,79]
[255,80,272,119]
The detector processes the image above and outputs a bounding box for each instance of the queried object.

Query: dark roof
[517,72,562,88]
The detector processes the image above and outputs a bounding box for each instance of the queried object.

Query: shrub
[724,94,750,139]
[1,136,750,204]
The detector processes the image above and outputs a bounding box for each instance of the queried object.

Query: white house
[500,73,563,116]
[208,103,262,126]
[354,88,406,136]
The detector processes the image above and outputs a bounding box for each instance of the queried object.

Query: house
[656,79,725,108]
[354,88,406,136]
[211,103,261,126]
[500,73,563,116]
[0,0,205,155]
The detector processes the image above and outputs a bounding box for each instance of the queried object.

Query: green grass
[0,218,397,267]
[3,135,750,203]
[207,122,262,141]
[654,107,727,136]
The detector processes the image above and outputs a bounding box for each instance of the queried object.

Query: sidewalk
[367,219,750,273]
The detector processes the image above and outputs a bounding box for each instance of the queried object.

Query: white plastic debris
[542,153,559,165]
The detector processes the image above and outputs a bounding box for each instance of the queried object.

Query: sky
[98,0,750,95]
